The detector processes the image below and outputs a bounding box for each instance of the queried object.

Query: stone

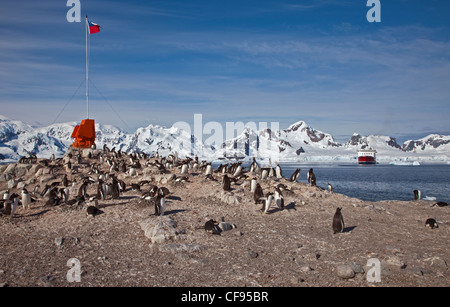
[55,237,64,247]
[335,264,355,279]
[350,261,365,274]
[299,265,312,273]
[159,243,204,254]
[383,256,405,269]
[218,191,241,205]
[140,216,182,244]
[248,250,259,259]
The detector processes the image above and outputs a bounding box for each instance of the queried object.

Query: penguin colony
[1,148,447,235]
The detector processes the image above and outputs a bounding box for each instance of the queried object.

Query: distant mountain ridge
[0,114,449,163]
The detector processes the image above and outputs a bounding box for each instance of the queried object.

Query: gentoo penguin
[154,188,166,216]
[97,179,106,200]
[328,183,333,193]
[158,187,170,197]
[274,187,284,209]
[131,183,141,191]
[110,177,120,199]
[204,219,220,235]
[233,164,243,177]
[413,190,421,201]
[77,180,89,198]
[275,163,283,179]
[180,163,188,175]
[129,167,137,177]
[218,221,237,232]
[253,183,264,205]
[332,207,345,234]
[289,168,301,182]
[431,201,449,207]
[425,218,438,229]
[250,177,258,192]
[307,168,316,186]
[3,190,10,201]
[21,188,31,209]
[205,163,213,176]
[86,199,99,217]
[59,188,70,203]
[262,192,274,214]
[44,187,60,207]
[261,168,269,180]
[62,174,69,187]
[222,175,231,192]
[10,193,20,217]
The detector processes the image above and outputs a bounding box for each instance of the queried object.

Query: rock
[383,256,405,269]
[218,191,241,205]
[350,261,365,274]
[39,174,56,184]
[299,265,312,273]
[154,174,175,184]
[159,243,204,254]
[248,250,259,259]
[39,275,56,287]
[423,256,448,270]
[7,179,21,189]
[0,173,12,182]
[3,164,16,175]
[140,216,182,244]
[55,237,64,247]
[14,164,32,177]
[335,264,355,279]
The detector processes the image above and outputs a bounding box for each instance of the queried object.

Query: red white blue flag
[88,21,100,34]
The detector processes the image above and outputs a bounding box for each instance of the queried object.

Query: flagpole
[85,15,89,119]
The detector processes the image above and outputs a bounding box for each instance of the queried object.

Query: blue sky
[0,0,449,143]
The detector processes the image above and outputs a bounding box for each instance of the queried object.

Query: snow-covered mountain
[0,114,449,164]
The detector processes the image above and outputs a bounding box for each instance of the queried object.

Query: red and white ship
[357,147,377,164]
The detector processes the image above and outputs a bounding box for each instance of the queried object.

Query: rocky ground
[0,148,449,287]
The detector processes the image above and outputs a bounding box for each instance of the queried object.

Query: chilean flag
[88,21,100,34]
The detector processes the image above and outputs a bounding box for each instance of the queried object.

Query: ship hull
[358,156,376,164]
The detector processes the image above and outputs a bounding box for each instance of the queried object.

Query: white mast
[85,15,89,119]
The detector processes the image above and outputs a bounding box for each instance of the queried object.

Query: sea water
[281,163,450,203]
[214,162,450,203]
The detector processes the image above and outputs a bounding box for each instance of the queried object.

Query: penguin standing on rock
[413,190,421,201]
